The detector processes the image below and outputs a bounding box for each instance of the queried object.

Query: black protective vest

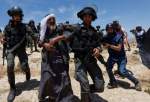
[4,21,27,49]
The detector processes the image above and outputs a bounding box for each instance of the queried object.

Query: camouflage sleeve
[63,23,81,40]
[26,25,34,36]
[94,29,102,48]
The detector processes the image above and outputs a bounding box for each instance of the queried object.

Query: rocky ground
[0,44,150,102]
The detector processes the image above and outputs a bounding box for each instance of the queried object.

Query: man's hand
[93,48,100,58]
[0,37,6,44]
[43,43,55,52]
[103,43,110,49]
[50,35,65,45]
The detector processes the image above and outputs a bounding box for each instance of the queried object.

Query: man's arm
[123,32,131,51]
[104,36,123,52]
[109,44,122,52]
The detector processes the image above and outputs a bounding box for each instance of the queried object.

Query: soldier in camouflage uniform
[27,20,39,52]
[69,7,105,102]
[1,6,31,102]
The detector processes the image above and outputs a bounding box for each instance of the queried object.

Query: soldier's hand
[93,48,100,58]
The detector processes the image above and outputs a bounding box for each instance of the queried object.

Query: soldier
[131,26,146,48]
[38,14,78,102]
[103,23,141,91]
[27,20,39,52]
[69,7,104,102]
[130,26,150,68]
[1,6,31,102]
[95,25,107,67]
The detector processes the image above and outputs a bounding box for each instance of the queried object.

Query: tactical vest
[71,25,101,60]
[4,21,27,49]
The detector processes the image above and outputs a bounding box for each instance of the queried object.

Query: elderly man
[38,14,78,102]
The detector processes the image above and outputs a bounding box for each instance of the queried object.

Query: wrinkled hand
[43,43,55,52]
[93,48,100,58]
[49,39,55,46]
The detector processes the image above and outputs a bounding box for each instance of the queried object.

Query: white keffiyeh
[39,14,55,42]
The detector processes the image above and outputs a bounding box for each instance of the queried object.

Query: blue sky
[0,0,150,38]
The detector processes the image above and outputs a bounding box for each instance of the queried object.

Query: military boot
[25,68,31,81]
[7,88,16,102]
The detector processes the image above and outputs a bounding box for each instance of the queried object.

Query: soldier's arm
[49,24,79,45]
[92,30,103,57]
[94,30,103,51]
[26,25,34,36]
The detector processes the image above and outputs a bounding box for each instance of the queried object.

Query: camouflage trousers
[6,48,30,89]
[74,57,104,102]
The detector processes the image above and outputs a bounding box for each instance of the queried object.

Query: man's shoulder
[114,33,123,42]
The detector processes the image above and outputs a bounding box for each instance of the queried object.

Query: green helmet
[77,7,97,21]
[7,6,24,17]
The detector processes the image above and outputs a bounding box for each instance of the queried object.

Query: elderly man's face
[47,17,56,31]
[47,17,56,26]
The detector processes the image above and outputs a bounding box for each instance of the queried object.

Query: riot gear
[77,7,97,21]
[106,23,113,31]
[7,6,23,17]
[4,7,31,101]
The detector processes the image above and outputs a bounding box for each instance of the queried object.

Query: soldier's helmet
[136,26,142,32]
[7,6,24,17]
[106,23,113,31]
[113,20,119,25]
[29,20,34,24]
[77,7,97,21]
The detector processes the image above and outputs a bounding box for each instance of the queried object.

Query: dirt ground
[0,44,150,102]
